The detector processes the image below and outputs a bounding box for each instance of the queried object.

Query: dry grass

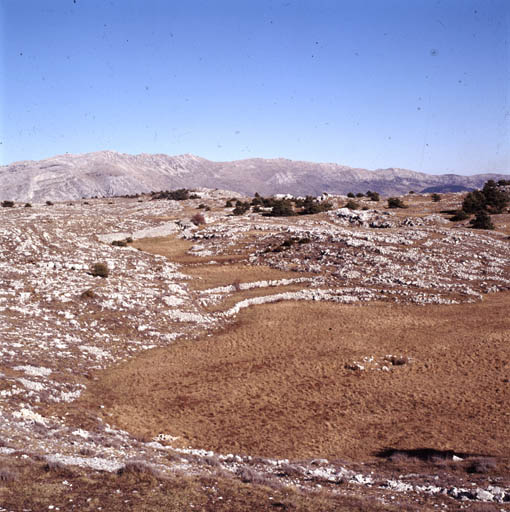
[0,457,401,512]
[132,233,314,293]
[132,235,246,265]
[185,262,304,291]
[81,292,510,462]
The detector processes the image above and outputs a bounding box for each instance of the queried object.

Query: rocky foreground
[0,190,509,510]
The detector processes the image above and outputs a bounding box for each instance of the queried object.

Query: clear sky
[1,0,509,174]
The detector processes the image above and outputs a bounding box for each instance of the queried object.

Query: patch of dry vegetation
[0,456,400,512]
[132,235,247,265]
[185,263,304,291]
[83,293,510,462]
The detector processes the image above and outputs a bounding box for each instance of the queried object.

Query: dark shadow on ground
[375,448,487,463]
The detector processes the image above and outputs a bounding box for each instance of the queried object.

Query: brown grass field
[132,235,306,290]
[80,292,510,468]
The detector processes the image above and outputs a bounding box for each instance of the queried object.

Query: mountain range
[1,150,508,201]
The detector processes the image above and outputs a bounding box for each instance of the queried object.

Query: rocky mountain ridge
[1,150,508,201]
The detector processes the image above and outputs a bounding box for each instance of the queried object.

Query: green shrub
[299,196,332,215]
[387,197,407,209]
[431,193,441,202]
[345,200,359,210]
[462,180,509,214]
[470,210,494,230]
[232,201,251,216]
[152,189,196,201]
[347,192,355,198]
[1,200,14,208]
[268,199,295,217]
[450,210,469,222]
[462,190,486,213]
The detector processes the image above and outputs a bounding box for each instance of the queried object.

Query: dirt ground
[82,292,510,466]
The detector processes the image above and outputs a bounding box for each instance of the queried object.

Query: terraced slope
[0,190,509,509]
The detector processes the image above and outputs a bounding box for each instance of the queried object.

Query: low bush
[117,460,161,479]
[345,200,359,210]
[470,210,494,230]
[191,212,206,226]
[24,203,32,208]
[233,200,251,216]
[298,196,333,215]
[151,188,199,201]
[90,262,109,278]
[449,210,469,222]
[268,201,294,216]
[431,193,441,202]
[203,455,222,467]
[1,200,14,207]
[387,197,407,209]
[236,467,272,486]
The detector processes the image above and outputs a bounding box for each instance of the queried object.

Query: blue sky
[1,0,509,174]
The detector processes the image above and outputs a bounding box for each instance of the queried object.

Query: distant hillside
[421,184,475,193]
[0,150,508,201]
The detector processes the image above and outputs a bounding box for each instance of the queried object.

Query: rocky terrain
[1,150,508,201]
[0,189,509,510]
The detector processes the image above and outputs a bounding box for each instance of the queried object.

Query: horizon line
[2,149,509,177]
